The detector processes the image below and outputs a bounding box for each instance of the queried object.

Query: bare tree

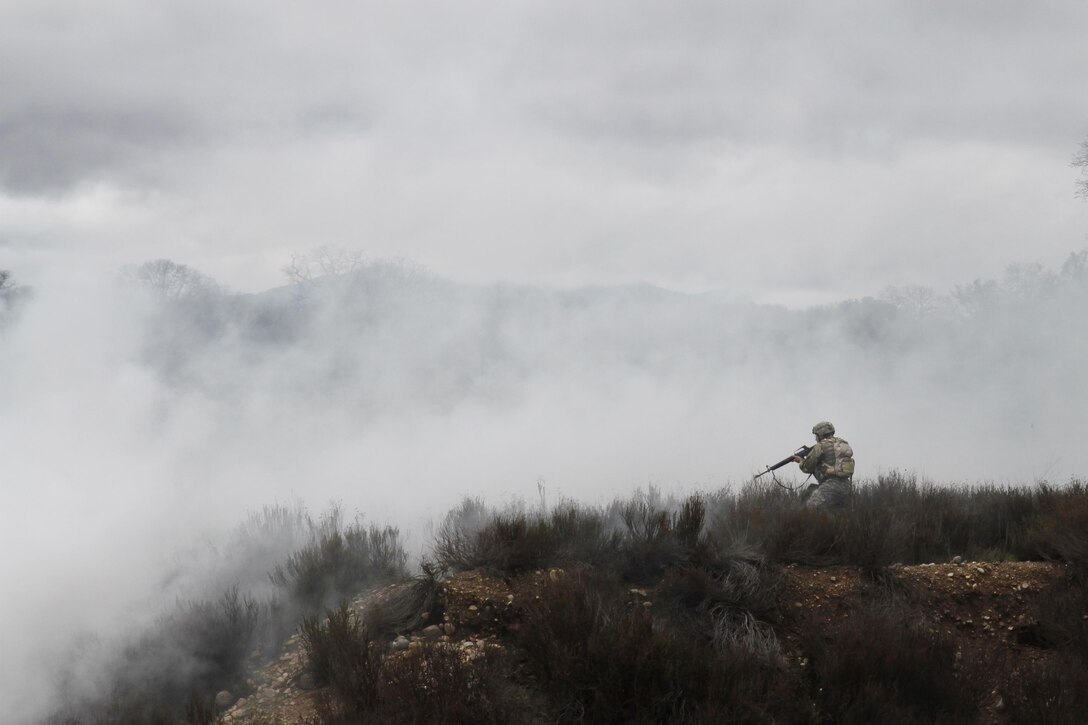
[281,246,367,307]
[121,259,221,301]
[0,269,32,319]
[880,285,946,318]
[1074,138,1088,200]
[282,247,365,287]
[1061,249,1087,280]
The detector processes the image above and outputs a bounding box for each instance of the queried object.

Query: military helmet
[812,421,835,438]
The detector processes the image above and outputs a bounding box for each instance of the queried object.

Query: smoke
[1,251,1086,720]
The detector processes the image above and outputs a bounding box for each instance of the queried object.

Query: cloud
[0,107,192,195]
[4,0,1087,192]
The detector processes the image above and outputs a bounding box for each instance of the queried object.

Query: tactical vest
[815,436,855,482]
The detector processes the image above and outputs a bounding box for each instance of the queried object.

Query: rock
[298,672,317,691]
[421,625,443,640]
[390,636,410,652]
[214,691,236,710]
[443,622,456,635]
[952,556,963,564]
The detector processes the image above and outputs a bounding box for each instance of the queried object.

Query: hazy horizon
[3,1,1088,306]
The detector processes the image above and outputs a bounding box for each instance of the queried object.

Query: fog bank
[1,253,1086,720]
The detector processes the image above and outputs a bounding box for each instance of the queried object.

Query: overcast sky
[2,0,1088,304]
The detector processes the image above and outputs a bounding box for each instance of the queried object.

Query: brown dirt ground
[222,561,1074,724]
[778,560,1070,723]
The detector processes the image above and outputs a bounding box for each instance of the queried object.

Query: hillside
[38,477,1088,724]
[218,559,1075,724]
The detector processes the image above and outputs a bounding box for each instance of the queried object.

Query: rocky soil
[779,560,1070,722]
[218,560,1073,724]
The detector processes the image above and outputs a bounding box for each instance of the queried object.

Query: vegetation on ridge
[40,472,1088,724]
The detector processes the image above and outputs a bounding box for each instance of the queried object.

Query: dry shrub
[715,476,1088,569]
[438,510,562,575]
[658,560,783,633]
[999,654,1088,724]
[1029,572,1088,663]
[299,603,382,713]
[360,566,443,640]
[471,514,566,575]
[433,497,491,572]
[517,570,810,723]
[301,605,530,724]
[435,493,718,582]
[1024,484,1088,573]
[835,506,910,573]
[435,501,619,577]
[803,604,980,724]
[375,643,525,724]
[53,588,264,724]
[760,508,840,565]
[270,508,408,614]
[183,694,219,725]
[609,494,722,583]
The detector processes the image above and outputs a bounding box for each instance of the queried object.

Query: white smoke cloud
[1,251,1086,719]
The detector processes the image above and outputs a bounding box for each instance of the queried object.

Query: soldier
[792,421,854,510]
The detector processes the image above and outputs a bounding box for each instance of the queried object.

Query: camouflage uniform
[799,421,854,511]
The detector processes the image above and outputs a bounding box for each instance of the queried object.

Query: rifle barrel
[754,444,812,479]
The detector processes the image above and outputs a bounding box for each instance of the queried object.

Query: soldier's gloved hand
[792,455,803,463]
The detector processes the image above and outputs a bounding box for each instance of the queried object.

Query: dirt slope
[221,561,1070,724]
[780,561,1068,722]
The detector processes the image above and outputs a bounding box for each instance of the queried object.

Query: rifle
[754,445,813,480]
